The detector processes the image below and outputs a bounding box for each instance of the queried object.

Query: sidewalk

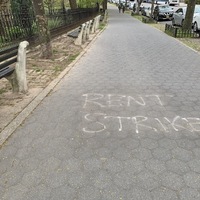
[1,4,200,200]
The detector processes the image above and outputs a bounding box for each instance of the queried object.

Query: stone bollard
[95,15,101,31]
[90,19,96,34]
[86,20,92,40]
[103,10,108,23]
[74,25,84,46]
[94,17,98,33]
[15,41,29,93]
[82,23,87,43]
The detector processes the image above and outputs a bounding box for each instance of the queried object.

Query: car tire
[193,22,199,33]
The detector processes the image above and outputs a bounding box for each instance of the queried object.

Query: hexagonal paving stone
[151,187,178,200]
[160,172,185,190]
[184,172,200,189]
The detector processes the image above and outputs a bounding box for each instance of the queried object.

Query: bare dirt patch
[178,37,200,52]
[0,33,85,132]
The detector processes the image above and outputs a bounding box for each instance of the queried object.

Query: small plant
[0,88,6,94]
[48,17,62,29]
[6,26,24,39]
[53,49,58,53]
[132,14,143,22]
[32,64,37,67]
[68,53,79,61]
[35,68,41,72]
[99,22,106,30]
[0,36,10,44]
[54,65,62,72]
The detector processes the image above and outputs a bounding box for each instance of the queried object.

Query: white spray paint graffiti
[82,113,200,134]
[82,93,173,108]
[81,93,200,134]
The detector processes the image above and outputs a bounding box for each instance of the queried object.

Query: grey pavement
[1,4,200,200]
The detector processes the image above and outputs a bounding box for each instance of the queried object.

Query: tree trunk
[32,0,53,59]
[69,0,77,9]
[182,0,196,30]
[0,0,10,35]
[136,0,142,15]
[150,0,155,19]
[0,0,10,10]
[102,0,107,11]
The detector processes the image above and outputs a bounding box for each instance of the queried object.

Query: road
[140,2,187,25]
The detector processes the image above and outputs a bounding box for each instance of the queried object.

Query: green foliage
[68,53,79,61]
[10,0,35,33]
[0,88,6,95]
[185,0,200,4]
[43,0,70,11]
[132,14,143,21]
[7,26,24,38]
[10,0,33,15]
[0,22,38,45]
[48,17,63,29]
[0,26,24,43]
[77,0,103,8]
[99,22,106,30]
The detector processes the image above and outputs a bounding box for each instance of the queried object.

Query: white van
[168,0,179,6]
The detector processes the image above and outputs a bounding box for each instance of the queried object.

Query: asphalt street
[1,4,200,200]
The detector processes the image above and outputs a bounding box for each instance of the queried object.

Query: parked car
[129,1,136,10]
[172,7,186,26]
[141,6,151,17]
[172,5,200,27]
[168,0,179,6]
[193,13,200,32]
[155,0,169,5]
[143,0,152,3]
[153,5,173,21]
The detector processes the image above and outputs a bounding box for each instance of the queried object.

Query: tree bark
[102,0,107,11]
[0,0,10,34]
[135,0,143,14]
[69,0,77,9]
[32,0,53,58]
[0,0,10,10]
[150,0,155,19]
[182,0,196,30]
[43,0,55,14]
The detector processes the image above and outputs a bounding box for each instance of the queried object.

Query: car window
[159,5,172,11]
[194,6,200,13]
[176,8,182,13]
[184,5,200,13]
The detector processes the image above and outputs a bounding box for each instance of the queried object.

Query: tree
[0,0,10,10]
[150,0,155,19]
[69,0,77,9]
[32,0,53,58]
[102,0,107,11]
[0,0,10,35]
[182,0,196,30]
[43,0,56,14]
[136,0,143,14]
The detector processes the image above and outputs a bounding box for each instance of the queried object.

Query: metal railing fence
[165,24,200,38]
[0,7,98,48]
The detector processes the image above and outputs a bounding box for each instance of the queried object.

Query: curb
[0,26,106,147]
